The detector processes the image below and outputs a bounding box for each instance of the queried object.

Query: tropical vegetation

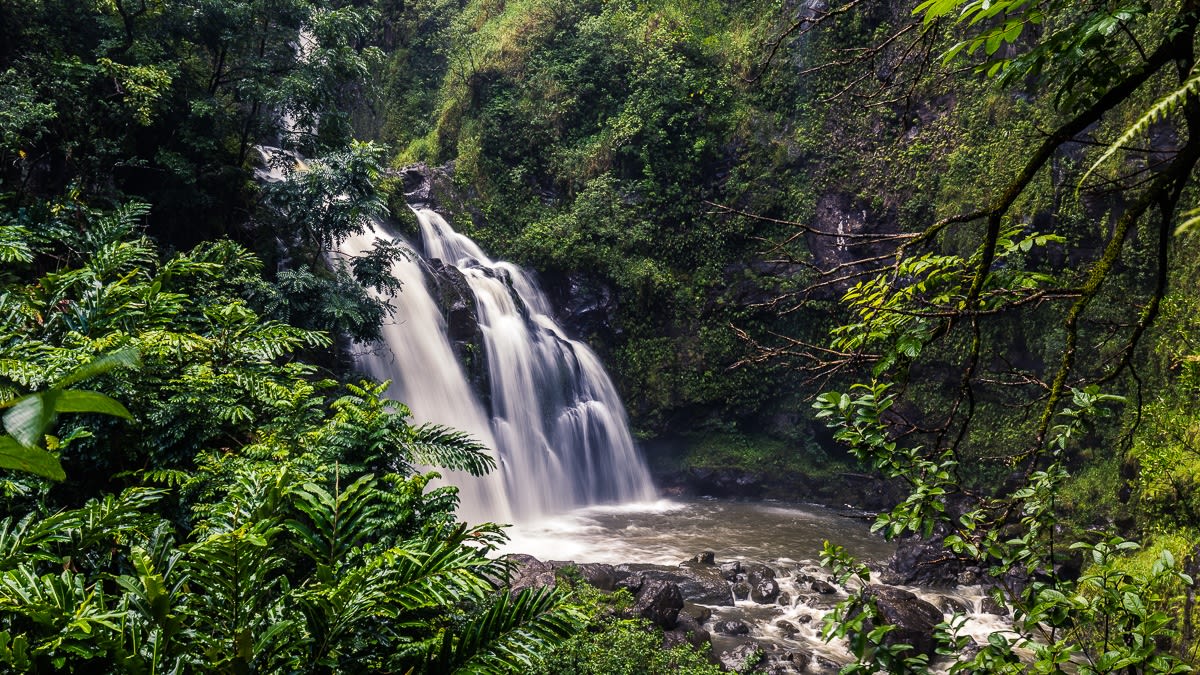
[4,0,1200,672]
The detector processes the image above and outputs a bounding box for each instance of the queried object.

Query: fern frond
[407,424,497,477]
[1175,205,1200,235]
[0,225,33,264]
[1079,65,1200,193]
[426,587,583,674]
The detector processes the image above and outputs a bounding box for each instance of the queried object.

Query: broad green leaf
[2,392,58,448]
[0,436,65,481]
[52,391,133,420]
[56,348,141,389]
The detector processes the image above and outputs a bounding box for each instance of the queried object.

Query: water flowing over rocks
[503,546,1005,673]
[340,208,655,522]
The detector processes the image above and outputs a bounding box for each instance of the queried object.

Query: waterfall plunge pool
[496,498,1017,672]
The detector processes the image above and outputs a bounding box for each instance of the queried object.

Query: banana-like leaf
[1,393,57,448]
[52,390,133,419]
[0,436,65,481]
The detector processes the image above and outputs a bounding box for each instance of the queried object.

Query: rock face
[424,259,488,400]
[862,585,945,657]
[399,164,436,209]
[805,192,899,296]
[543,271,620,344]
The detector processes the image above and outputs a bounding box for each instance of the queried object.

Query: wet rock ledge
[505,550,954,674]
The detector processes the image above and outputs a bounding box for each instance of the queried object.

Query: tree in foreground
[743,0,1200,670]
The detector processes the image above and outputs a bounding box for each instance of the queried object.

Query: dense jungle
[2,0,1199,672]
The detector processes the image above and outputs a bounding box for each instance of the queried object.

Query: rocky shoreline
[506,542,1011,674]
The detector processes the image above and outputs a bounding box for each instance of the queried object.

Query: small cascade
[340,209,655,522]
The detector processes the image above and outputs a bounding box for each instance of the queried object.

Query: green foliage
[0,351,137,481]
[530,585,723,675]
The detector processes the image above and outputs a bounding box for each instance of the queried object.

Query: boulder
[689,551,716,566]
[811,579,838,594]
[684,602,712,623]
[762,646,811,674]
[862,585,945,657]
[939,597,970,615]
[573,562,618,591]
[746,564,777,585]
[720,561,742,581]
[714,619,751,636]
[617,573,643,595]
[981,595,1008,616]
[506,554,558,596]
[732,581,752,600]
[618,564,733,606]
[665,611,712,650]
[629,579,684,629]
[774,620,799,637]
[751,576,781,604]
[716,641,765,672]
[777,591,792,607]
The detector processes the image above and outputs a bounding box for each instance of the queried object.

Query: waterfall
[340,209,655,523]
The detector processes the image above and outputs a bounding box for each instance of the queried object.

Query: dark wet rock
[862,585,945,657]
[617,563,733,606]
[777,591,792,607]
[732,581,752,600]
[957,568,983,586]
[684,602,712,623]
[762,645,811,675]
[399,163,436,209]
[747,564,777,584]
[804,193,901,297]
[573,562,619,591]
[627,579,684,629]
[981,595,1008,616]
[543,271,620,343]
[665,611,712,650]
[720,560,742,581]
[775,620,800,637]
[880,530,971,587]
[714,619,751,636]
[797,614,814,624]
[940,597,970,615]
[717,640,765,672]
[617,573,643,595]
[811,579,838,594]
[690,551,716,566]
[751,576,781,604]
[812,653,845,673]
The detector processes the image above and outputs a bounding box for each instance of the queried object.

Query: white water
[340,209,655,523]
[501,498,1017,673]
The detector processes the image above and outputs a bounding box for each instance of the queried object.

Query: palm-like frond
[287,474,382,569]
[407,424,497,477]
[425,587,583,675]
[1080,64,1200,192]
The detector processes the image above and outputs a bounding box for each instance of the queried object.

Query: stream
[499,498,1015,673]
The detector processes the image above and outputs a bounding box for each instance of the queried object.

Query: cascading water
[340,209,655,523]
